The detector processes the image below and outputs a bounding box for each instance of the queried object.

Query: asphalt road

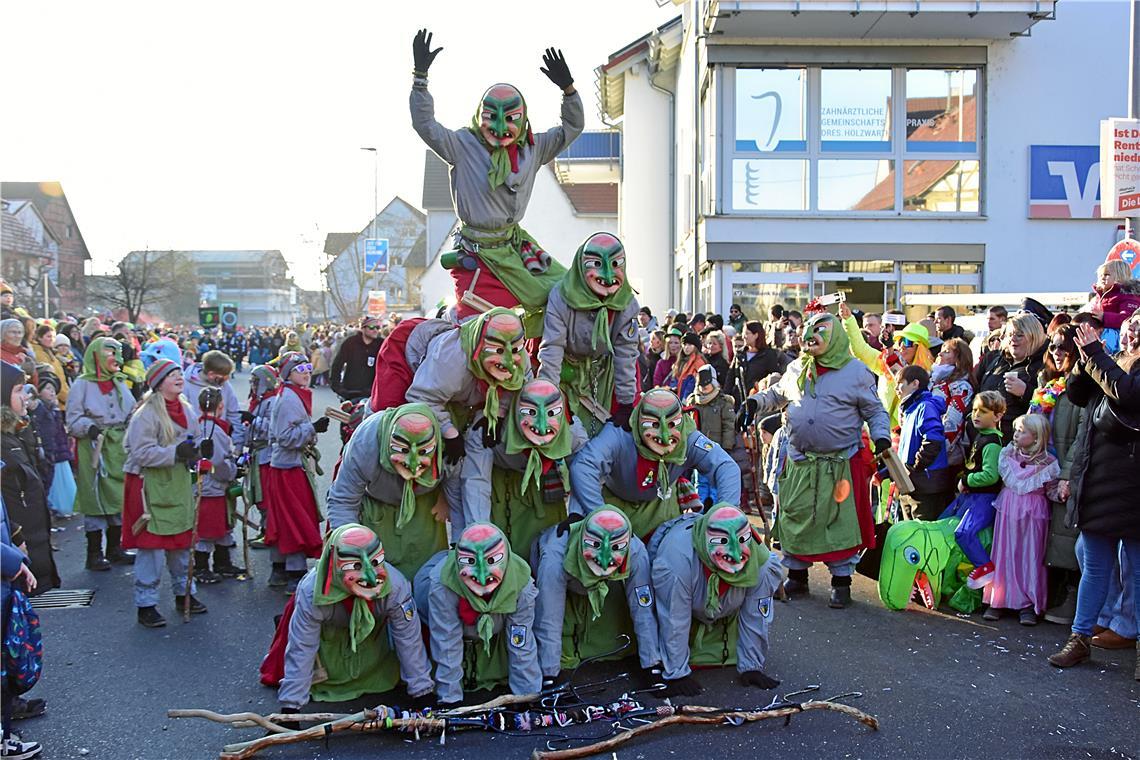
[25,374,1140,760]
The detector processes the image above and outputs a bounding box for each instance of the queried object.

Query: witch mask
[637,388,684,458]
[477,311,527,383]
[330,525,388,600]
[579,232,626,299]
[516,379,563,447]
[456,523,509,598]
[478,84,527,148]
[580,509,631,578]
[705,505,753,575]
[389,411,438,481]
[802,314,833,358]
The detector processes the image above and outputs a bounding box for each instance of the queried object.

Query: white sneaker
[1,737,43,759]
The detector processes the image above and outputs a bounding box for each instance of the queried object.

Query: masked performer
[65,337,136,571]
[410,29,583,337]
[531,508,661,685]
[742,312,890,608]
[246,364,280,545]
[568,388,740,538]
[261,524,434,714]
[537,232,640,437]
[459,379,587,555]
[121,359,206,628]
[414,523,541,705]
[647,505,784,696]
[265,352,330,593]
[327,403,448,580]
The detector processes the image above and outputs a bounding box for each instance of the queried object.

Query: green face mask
[703,505,753,574]
[455,523,509,597]
[515,379,563,445]
[635,388,685,458]
[313,524,390,652]
[580,509,631,577]
[691,504,766,618]
[579,233,627,299]
[476,84,527,148]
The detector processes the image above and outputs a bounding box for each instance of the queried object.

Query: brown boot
[1048,633,1091,668]
[1090,629,1137,650]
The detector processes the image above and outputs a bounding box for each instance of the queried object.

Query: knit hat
[759,413,782,436]
[146,357,180,391]
[676,477,701,512]
[1,362,26,406]
[278,351,309,380]
[682,331,702,349]
[53,333,71,348]
[0,280,12,295]
[36,368,61,394]
[893,322,931,348]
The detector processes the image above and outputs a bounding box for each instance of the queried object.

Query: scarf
[691,510,766,618]
[78,337,129,387]
[164,397,188,429]
[561,515,631,620]
[313,525,391,653]
[440,549,531,655]
[798,314,854,394]
[557,240,634,353]
[285,383,313,416]
[459,310,526,437]
[630,402,696,500]
[503,394,572,498]
[376,403,443,529]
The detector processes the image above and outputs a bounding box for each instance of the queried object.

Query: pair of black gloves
[440,415,502,465]
[414,29,574,90]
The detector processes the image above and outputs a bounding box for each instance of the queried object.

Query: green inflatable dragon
[878,517,991,613]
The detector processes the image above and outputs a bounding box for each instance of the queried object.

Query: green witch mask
[321,524,389,601]
[580,509,631,578]
[456,523,509,598]
[478,83,528,149]
[579,232,626,299]
[388,411,439,482]
[476,311,527,384]
[516,379,563,447]
[704,505,753,575]
[802,314,833,358]
[636,388,685,458]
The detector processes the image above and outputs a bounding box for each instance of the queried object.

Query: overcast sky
[1,1,678,287]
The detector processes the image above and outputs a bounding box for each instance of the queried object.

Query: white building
[599,0,1131,320]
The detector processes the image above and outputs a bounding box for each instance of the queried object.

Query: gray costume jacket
[410,85,584,230]
[536,285,641,406]
[269,386,315,469]
[278,567,433,709]
[326,409,459,529]
[647,514,784,680]
[184,364,245,448]
[530,526,661,676]
[250,396,276,466]
[123,399,198,475]
[65,378,135,437]
[748,359,889,460]
[413,551,542,704]
[198,417,237,498]
[567,425,741,515]
[458,414,588,532]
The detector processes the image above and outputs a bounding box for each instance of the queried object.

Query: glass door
[812,260,899,314]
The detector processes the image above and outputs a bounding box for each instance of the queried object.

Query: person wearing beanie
[65,337,137,571]
[537,232,641,437]
[190,386,245,585]
[29,369,76,520]
[637,305,658,331]
[263,351,330,593]
[183,350,245,451]
[2,362,61,597]
[245,365,281,548]
[121,358,206,627]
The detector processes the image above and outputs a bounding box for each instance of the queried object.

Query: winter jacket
[32,342,69,407]
[1063,342,1140,540]
[977,346,1047,439]
[1,500,30,611]
[329,331,382,401]
[640,350,662,391]
[198,416,238,498]
[898,390,952,495]
[730,348,787,407]
[1092,281,1140,330]
[269,385,315,470]
[1,424,60,595]
[652,356,676,388]
[686,390,736,451]
[122,398,198,475]
[65,377,137,437]
[1044,391,1084,569]
[938,323,974,344]
[31,402,71,464]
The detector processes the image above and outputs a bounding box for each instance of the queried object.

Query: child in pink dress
[983,413,1060,626]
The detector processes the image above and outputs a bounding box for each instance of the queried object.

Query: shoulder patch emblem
[509,624,527,648]
[700,441,714,451]
[758,596,772,620]
[401,599,416,622]
[635,584,653,608]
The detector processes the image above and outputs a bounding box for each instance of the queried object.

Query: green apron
[75,427,127,517]
[490,468,566,562]
[461,629,511,694]
[360,491,447,581]
[245,458,265,506]
[461,225,566,338]
[311,614,400,702]
[774,451,860,557]
[603,488,680,541]
[559,583,635,670]
[689,612,740,669]
[142,465,196,535]
[559,354,615,439]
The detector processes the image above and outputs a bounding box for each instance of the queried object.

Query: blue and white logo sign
[1029,145,1101,219]
[364,238,389,274]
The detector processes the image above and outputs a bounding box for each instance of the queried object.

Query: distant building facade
[1,181,92,312]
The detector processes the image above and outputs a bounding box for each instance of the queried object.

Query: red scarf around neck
[164,397,188,429]
[286,383,313,416]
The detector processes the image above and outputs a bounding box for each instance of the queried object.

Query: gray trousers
[270,547,308,571]
[134,548,195,607]
[84,514,122,532]
[781,552,859,577]
[196,531,236,552]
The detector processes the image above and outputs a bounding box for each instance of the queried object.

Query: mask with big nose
[456,523,509,598]
[635,388,684,457]
[580,509,631,578]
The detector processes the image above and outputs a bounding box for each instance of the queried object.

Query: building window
[725,65,982,215]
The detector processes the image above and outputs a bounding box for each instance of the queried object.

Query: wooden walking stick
[184,446,207,622]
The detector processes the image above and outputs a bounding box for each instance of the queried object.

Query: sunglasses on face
[896,338,916,348]
[292,363,313,373]
[362,325,380,331]
[1049,344,1067,353]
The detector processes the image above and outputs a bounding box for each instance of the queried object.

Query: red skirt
[789,444,876,564]
[121,473,193,551]
[263,466,323,558]
[369,318,425,412]
[197,495,229,541]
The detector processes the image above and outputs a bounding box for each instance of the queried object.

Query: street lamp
[361,147,379,242]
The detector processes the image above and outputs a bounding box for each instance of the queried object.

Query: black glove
[313,417,330,434]
[540,47,574,90]
[413,29,443,73]
[473,416,501,449]
[443,435,465,465]
[198,438,215,460]
[277,706,301,732]
[661,674,703,697]
[556,513,585,537]
[874,437,891,456]
[86,426,102,440]
[739,670,781,689]
[610,403,633,432]
[174,441,199,463]
[736,398,758,431]
[240,410,255,425]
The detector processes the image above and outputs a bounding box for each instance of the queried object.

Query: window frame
[720,64,985,218]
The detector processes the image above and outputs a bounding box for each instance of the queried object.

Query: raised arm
[410,29,462,163]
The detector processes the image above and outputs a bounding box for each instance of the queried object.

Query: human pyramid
[256,29,882,717]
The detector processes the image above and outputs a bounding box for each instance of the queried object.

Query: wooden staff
[529,700,880,760]
[218,709,444,760]
[183,457,206,622]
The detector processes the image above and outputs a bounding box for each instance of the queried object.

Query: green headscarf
[313,524,391,653]
[562,508,633,620]
[459,308,527,437]
[376,403,443,529]
[504,381,573,496]
[797,313,853,394]
[558,233,635,353]
[77,337,128,383]
[691,505,767,618]
[630,389,696,500]
[467,84,531,191]
[440,524,532,654]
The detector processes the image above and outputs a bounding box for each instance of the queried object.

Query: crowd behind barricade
[1,249,1139,757]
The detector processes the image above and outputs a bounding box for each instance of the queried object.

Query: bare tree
[88,250,200,323]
